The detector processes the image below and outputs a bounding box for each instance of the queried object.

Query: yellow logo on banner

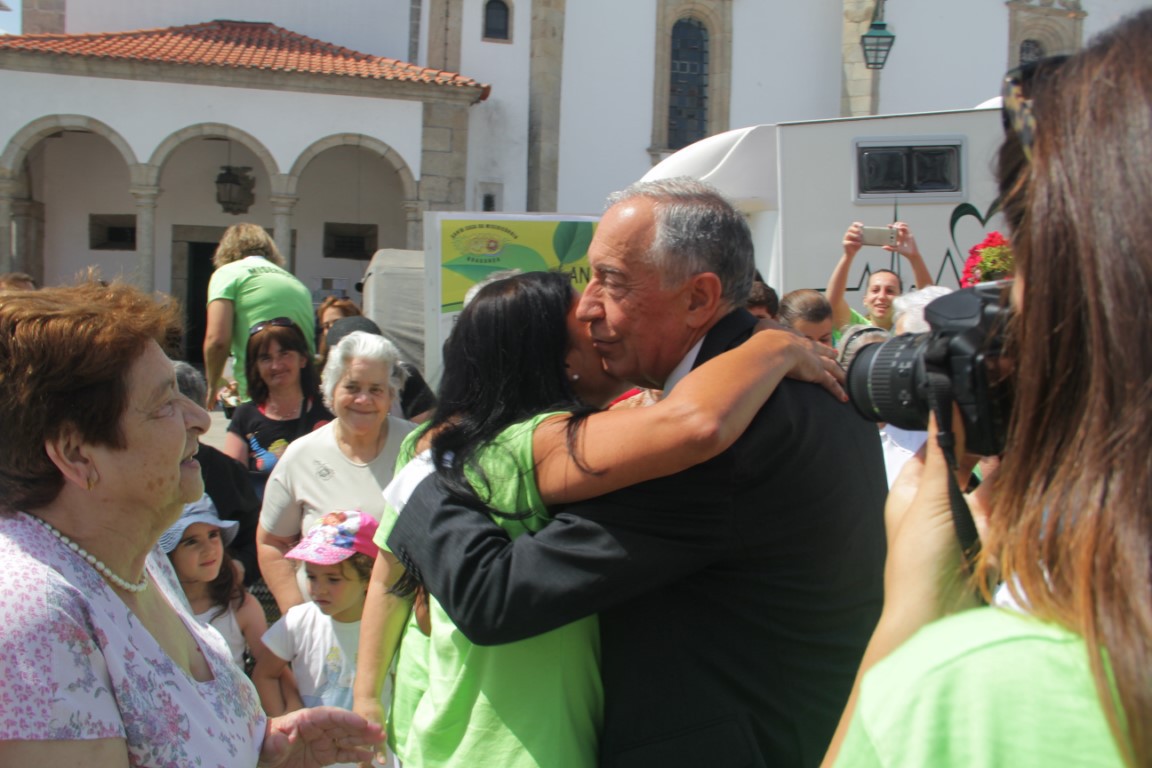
[439,219,597,312]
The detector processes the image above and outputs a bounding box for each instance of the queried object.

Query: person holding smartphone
[826,221,933,337]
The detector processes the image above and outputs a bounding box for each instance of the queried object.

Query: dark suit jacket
[389,309,887,767]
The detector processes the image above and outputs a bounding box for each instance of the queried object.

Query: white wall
[557,0,659,213]
[729,0,844,127]
[772,109,1005,300]
[42,132,138,286]
[64,0,412,60]
[0,70,424,177]
[459,0,532,211]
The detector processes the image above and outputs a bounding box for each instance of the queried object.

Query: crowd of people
[1,9,1151,767]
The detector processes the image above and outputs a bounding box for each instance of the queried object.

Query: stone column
[270,194,299,272]
[129,185,160,291]
[0,177,16,274]
[403,199,427,250]
[11,198,45,284]
[841,0,880,117]
[528,0,566,212]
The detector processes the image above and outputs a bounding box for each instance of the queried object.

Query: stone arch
[0,114,138,179]
[286,134,418,201]
[145,123,280,190]
[1006,0,1085,66]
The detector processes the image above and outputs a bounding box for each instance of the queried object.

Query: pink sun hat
[285,510,379,565]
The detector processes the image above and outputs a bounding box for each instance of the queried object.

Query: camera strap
[926,371,983,574]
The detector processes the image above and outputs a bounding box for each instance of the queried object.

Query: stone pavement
[202,408,230,452]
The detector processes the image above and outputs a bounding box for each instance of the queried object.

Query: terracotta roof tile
[0,19,488,93]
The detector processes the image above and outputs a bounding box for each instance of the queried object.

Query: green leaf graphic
[442,244,551,282]
[553,221,595,267]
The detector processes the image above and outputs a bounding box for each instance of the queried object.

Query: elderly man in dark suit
[389,178,887,767]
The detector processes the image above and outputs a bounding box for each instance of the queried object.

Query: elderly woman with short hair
[257,331,417,613]
[0,280,381,767]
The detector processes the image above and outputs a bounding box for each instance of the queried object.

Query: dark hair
[429,271,595,509]
[316,297,363,359]
[868,268,903,293]
[243,320,320,406]
[341,552,375,583]
[746,281,779,317]
[988,12,1152,764]
[778,288,832,326]
[201,549,246,622]
[0,279,180,511]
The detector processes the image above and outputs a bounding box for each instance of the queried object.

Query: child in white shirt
[252,509,392,767]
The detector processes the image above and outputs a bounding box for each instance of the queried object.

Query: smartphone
[860,226,897,247]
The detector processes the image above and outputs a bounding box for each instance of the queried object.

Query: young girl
[253,510,392,768]
[160,495,270,670]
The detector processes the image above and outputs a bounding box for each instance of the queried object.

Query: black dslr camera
[846,282,1013,456]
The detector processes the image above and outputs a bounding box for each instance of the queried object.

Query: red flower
[961,231,1014,287]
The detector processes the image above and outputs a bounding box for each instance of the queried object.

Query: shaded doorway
[184,241,218,365]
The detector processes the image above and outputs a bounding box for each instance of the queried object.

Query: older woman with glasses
[825,11,1152,767]
[224,318,333,502]
[0,280,381,767]
[257,331,416,613]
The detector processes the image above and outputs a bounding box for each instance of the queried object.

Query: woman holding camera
[826,11,1152,767]
[826,222,933,336]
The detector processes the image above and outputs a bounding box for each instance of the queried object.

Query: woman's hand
[842,221,864,260]
[882,412,985,629]
[884,221,921,261]
[751,321,847,402]
[349,696,389,768]
[259,707,384,768]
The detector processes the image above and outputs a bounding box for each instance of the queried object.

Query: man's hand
[259,706,384,768]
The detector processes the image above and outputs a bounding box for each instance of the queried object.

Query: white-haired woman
[256,331,417,613]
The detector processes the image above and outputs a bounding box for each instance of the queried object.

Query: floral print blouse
[0,511,266,766]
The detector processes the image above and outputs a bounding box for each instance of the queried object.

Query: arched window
[484,0,511,41]
[668,18,709,150]
[1019,38,1045,64]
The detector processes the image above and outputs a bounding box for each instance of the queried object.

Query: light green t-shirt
[206,255,315,399]
[376,415,603,768]
[833,307,872,349]
[836,607,1126,767]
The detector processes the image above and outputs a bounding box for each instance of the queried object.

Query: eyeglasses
[1001,55,1068,161]
[248,317,297,337]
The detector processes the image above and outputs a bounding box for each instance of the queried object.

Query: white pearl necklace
[33,515,149,593]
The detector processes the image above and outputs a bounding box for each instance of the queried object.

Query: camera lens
[846,333,931,430]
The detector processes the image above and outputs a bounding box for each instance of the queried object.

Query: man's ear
[43,423,97,491]
[684,272,724,329]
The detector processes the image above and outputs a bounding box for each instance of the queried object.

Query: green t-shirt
[376,415,602,768]
[206,256,315,399]
[836,607,1125,767]
[833,307,872,349]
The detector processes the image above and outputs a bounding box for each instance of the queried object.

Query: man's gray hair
[892,285,954,334]
[321,330,406,411]
[606,177,755,309]
[173,361,207,406]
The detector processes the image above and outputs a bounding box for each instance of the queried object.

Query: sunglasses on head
[248,317,297,337]
[1001,55,1069,161]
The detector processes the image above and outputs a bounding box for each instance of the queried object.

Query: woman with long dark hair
[825,11,1152,767]
[353,270,845,767]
